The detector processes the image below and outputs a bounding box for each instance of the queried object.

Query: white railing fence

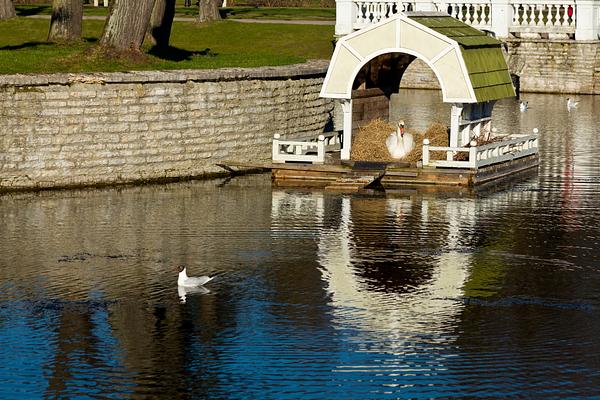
[442,0,493,30]
[354,0,416,28]
[422,133,539,168]
[511,0,576,36]
[272,132,343,164]
[336,0,600,40]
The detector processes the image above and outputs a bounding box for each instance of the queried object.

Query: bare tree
[0,0,16,20]
[147,0,175,49]
[48,0,83,42]
[100,0,155,53]
[198,0,221,23]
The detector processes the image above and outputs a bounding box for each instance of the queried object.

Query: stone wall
[506,39,600,94]
[0,61,334,191]
[400,39,600,95]
[351,88,390,133]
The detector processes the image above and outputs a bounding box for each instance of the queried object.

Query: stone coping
[0,59,330,87]
[506,38,600,44]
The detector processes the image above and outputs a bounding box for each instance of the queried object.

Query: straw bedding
[351,119,450,163]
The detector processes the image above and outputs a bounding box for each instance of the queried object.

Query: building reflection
[271,190,479,347]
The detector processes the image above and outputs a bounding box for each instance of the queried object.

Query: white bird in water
[567,97,579,111]
[177,265,216,287]
[386,120,414,160]
[519,100,528,112]
[178,285,210,303]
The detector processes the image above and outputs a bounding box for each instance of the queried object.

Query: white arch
[345,47,451,103]
[320,14,478,104]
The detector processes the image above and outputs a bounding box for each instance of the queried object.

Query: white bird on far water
[519,100,528,112]
[177,265,215,287]
[386,120,414,160]
[567,97,579,111]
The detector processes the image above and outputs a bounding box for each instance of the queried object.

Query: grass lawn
[0,18,334,74]
[15,4,336,20]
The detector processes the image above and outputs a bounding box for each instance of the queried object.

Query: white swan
[567,97,579,111]
[177,265,215,287]
[519,100,528,112]
[386,120,414,160]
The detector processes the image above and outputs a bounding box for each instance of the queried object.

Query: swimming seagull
[178,285,209,303]
[519,100,528,112]
[177,265,215,287]
[567,97,579,110]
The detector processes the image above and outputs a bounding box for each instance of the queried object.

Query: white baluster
[533,4,541,27]
[542,4,549,27]
[560,4,567,27]
[354,1,362,25]
[524,4,531,26]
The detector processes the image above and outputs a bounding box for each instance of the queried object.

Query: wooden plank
[384,171,419,177]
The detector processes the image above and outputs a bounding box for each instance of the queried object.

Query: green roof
[409,14,515,102]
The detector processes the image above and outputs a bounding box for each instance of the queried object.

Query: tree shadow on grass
[0,41,51,51]
[0,38,98,52]
[16,6,51,17]
[147,45,217,62]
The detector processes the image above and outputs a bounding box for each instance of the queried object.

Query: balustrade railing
[272,132,342,164]
[338,0,599,40]
[422,134,539,169]
[354,0,416,28]
[441,0,493,30]
[511,0,576,36]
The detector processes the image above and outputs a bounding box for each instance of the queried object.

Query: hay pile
[403,122,448,163]
[351,119,395,162]
[351,119,449,164]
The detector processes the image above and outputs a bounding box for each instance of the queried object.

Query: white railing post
[415,0,438,12]
[272,134,281,163]
[317,135,326,163]
[491,0,511,38]
[422,139,430,166]
[575,0,600,40]
[469,140,478,168]
[449,104,463,161]
[340,99,353,161]
[336,0,356,36]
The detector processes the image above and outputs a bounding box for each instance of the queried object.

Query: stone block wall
[351,88,390,133]
[0,61,334,191]
[506,39,600,94]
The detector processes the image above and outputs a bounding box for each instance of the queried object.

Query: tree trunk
[198,0,221,23]
[0,0,16,20]
[48,0,83,42]
[147,0,175,49]
[100,0,155,53]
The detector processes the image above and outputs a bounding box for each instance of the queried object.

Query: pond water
[1,90,599,399]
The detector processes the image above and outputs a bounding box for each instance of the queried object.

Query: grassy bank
[0,18,334,74]
[15,4,336,20]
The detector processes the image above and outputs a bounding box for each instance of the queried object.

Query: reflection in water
[178,285,210,303]
[1,91,600,398]
[315,194,469,339]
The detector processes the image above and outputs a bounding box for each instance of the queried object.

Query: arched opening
[350,52,452,139]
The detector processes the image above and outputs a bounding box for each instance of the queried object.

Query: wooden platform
[221,154,539,193]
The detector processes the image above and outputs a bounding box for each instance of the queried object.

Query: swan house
[265,12,540,193]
